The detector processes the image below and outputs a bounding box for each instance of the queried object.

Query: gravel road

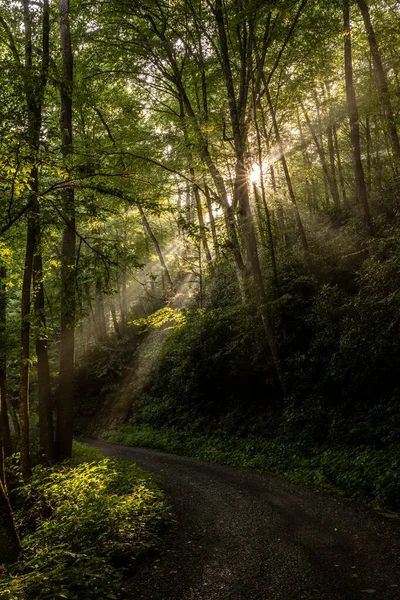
[81,439,400,600]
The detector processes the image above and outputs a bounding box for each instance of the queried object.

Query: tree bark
[33,221,54,461]
[110,303,121,339]
[203,184,220,260]
[253,89,278,286]
[266,87,309,253]
[302,107,340,208]
[190,170,212,264]
[343,0,375,237]
[0,267,12,459]
[0,480,20,564]
[56,0,76,461]
[139,205,174,290]
[356,0,400,166]
[19,215,34,480]
[333,123,348,203]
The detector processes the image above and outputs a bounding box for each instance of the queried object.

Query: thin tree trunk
[0,480,20,564]
[110,303,121,339]
[138,205,174,290]
[203,184,220,259]
[56,0,76,461]
[356,0,400,166]
[33,223,54,461]
[266,87,309,253]
[0,267,12,459]
[302,107,340,208]
[94,280,107,341]
[297,108,315,213]
[19,215,34,480]
[327,123,340,207]
[253,90,278,286]
[190,170,212,264]
[333,123,348,203]
[214,0,284,391]
[259,104,287,243]
[343,0,375,237]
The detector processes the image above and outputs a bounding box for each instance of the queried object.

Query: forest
[0,0,400,598]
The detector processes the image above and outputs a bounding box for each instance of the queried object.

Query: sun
[249,163,261,183]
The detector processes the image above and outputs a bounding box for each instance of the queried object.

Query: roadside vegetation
[0,442,170,600]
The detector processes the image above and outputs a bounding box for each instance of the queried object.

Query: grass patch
[107,425,400,515]
[0,441,171,600]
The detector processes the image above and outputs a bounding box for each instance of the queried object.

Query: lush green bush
[0,442,170,600]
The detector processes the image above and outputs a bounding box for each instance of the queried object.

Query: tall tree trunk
[33,218,54,461]
[302,107,340,208]
[190,170,212,264]
[138,205,174,290]
[259,105,287,244]
[110,303,121,339]
[297,108,315,213]
[343,0,375,237]
[56,0,76,461]
[94,279,107,341]
[120,274,127,329]
[213,0,284,390]
[203,184,220,259]
[18,0,51,480]
[0,480,20,564]
[333,123,348,203]
[356,0,400,167]
[19,215,34,480]
[253,92,278,286]
[0,267,12,459]
[266,87,309,253]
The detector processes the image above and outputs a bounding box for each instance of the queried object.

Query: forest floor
[79,438,400,600]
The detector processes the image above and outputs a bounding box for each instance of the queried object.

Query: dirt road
[82,439,400,600]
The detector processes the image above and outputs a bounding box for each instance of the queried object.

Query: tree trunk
[94,280,107,341]
[253,93,278,286]
[343,0,375,236]
[0,480,20,564]
[213,0,284,390]
[33,235,54,461]
[110,303,121,339]
[356,0,400,166]
[138,205,174,290]
[56,0,76,461]
[19,215,34,480]
[302,107,340,208]
[0,267,12,459]
[333,123,348,203]
[203,184,220,259]
[190,170,212,264]
[297,109,315,213]
[266,87,309,253]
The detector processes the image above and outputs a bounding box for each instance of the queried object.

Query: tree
[0,479,20,564]
[56,0,76,460]
[343,0,374,237]
[356,0,400,168]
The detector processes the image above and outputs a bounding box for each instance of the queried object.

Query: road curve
[81,438,400,600]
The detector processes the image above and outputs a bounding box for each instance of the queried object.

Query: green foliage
[0,442,170,600]
[109,425,400,512]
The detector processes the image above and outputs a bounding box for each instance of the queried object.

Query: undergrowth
[107,425,400,514]
[0,442,170,600]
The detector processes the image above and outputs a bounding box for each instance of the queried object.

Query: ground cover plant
[0,442,170,600]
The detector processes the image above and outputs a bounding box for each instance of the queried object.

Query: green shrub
[109,426,400,511]
[0,442,170,600]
